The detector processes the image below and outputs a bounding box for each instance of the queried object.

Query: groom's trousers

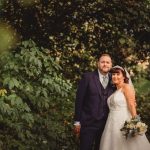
[80,119,106,150]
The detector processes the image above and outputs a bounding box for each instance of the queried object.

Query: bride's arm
[123,84,137,118]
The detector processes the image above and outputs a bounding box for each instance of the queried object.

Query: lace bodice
[108,89,128,111]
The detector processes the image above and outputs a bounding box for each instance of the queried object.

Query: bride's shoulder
[123,83,130,88]
[122,83,134,93]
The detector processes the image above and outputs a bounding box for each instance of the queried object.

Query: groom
[74,54,115,150]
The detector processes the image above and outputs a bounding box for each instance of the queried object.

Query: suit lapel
[93,70,103,98]
[107,73,112,88]
[107,73,116,94]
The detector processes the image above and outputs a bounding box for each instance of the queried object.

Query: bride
[100,65,150,150]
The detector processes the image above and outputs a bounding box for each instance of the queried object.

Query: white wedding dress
[100,88,150,150]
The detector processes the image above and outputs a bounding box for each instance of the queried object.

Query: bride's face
[112,70,125,85]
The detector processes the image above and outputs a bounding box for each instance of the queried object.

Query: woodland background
[0,0,150,149]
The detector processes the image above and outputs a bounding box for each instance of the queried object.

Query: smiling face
[112,70,125,85]
[97,55,112,75]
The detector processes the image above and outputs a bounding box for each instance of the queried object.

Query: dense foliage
[0,40,74,149]
[1,0,150,80]
[0,0,149,149]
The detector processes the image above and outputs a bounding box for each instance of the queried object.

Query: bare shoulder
[123,83,131,89]
[122,83,134,93]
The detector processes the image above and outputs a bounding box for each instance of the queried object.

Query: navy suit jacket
[74,70,115,127]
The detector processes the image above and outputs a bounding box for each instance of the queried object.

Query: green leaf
[119,38,126,45]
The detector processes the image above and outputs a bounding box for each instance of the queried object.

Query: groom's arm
[74,73,88,122]
[74,73,88,135]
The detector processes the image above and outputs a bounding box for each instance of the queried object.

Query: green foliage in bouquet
[120,115,148,139]
[0,40,74,150]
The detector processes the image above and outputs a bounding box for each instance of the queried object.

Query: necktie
[102,76,108,89]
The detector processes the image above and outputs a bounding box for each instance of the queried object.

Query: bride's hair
[110,67,129,83]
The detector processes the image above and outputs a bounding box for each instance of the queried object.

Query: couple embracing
[74,54,150,150]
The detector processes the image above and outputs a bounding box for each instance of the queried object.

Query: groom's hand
[74,124,81,137]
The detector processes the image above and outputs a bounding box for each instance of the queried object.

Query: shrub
[0,40,73,149]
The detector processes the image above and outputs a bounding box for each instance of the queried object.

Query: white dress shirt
[98,69,109,86]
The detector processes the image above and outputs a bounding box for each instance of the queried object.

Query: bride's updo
[110,66,129,83]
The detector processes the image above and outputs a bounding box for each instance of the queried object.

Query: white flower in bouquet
[136,122,148,134]
[120,115,148,139]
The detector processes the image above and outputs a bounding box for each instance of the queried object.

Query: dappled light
[0,23,19,53]
[17,0,40,7]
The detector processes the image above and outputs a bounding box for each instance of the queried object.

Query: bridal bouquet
[120,115,148,139]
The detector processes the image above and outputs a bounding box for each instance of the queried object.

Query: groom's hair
[97,53,112,61]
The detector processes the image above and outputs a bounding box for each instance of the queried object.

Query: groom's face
[98,56,112,74]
